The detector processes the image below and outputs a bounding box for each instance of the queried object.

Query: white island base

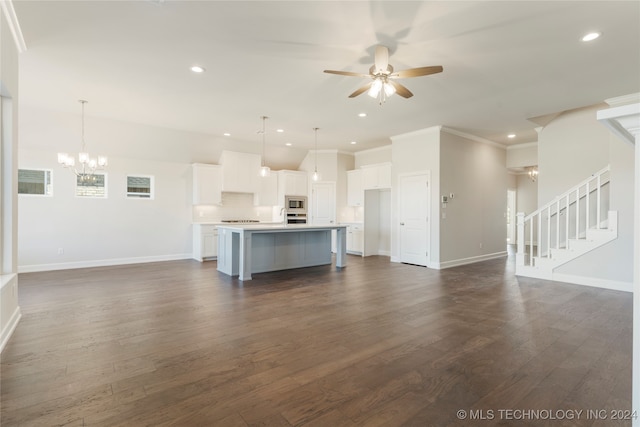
[216,224,347,281]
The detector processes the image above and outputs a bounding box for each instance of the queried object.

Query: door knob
[400,222,405,226]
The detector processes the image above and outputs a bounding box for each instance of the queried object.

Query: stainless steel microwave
[285,195,307,212]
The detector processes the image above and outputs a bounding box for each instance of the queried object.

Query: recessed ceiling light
[507,134,516,139]
[285,143,292,146]
[276,129,284,133]
[190,65,205,73]
[582,32,601,42]
[350,141,357,145]
[358,113,367,117]
[223,133,231,136]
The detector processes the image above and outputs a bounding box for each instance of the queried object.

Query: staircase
[515,166,617,280]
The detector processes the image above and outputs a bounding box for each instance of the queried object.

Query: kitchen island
[216,224,347,281]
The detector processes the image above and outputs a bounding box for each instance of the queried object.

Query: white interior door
[311,182,336,225]
[399,173,430,266]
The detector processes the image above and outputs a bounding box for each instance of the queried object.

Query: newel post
[516,212,525,266]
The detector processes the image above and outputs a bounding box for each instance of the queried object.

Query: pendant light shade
[312,127,320,182]
[259,116,270,177]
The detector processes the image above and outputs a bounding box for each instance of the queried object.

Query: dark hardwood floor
[1,253,632,426]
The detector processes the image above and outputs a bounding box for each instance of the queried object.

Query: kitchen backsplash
[193,192,275,222]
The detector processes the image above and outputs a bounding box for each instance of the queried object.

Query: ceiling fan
[324,45,443,104]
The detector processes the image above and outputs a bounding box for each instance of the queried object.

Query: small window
[76,173,107,198]
[18,169,53,196]
[127,175,154,199]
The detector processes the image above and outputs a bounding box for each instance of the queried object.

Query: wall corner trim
[0,0,27,53]
[0,306,21,353]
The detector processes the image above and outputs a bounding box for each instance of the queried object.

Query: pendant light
[259,116,270,177]
[57,100,108,181]
[312,127,320,182]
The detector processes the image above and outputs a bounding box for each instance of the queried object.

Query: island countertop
[215,223,347,232]
[216,224,347,280]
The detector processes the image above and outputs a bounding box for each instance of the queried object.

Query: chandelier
[527,166,538,182]
[258,115,270,177]
[57,100,107,181]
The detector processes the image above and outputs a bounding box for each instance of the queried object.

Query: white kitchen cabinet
[192,163,222,205]
[277,170,308,200]
[347,169,364,206]
[254,173,278,206]
[362,163,391,190]
[193,224,218,261]
[346,223,364,255]
[220,150,261,193]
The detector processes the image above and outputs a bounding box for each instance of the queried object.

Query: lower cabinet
[346,224,364,255]
[193,224,218,261]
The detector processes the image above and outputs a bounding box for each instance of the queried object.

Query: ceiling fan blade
[374,45,389,74]
[389,80,413,98]
[324,70,370,78]
[349,82,373,98]
[391,65,443,79]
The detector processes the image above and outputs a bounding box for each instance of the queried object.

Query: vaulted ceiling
[12,1,640,152]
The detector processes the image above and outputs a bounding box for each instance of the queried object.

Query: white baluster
[596,174,601,229]
[547,206,551,258]
[586,181,590,231]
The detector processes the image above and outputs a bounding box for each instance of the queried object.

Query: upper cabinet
[192,163,222,205]
[277,170,308,199]
[361,163,391,190]
[347,169,364,207]
[219,150,261,193]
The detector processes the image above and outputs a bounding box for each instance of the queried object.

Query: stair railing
[516,165,610,267]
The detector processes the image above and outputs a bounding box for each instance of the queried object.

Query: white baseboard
[438,251,508,269]
[378,250,391,256]
[1,306,21,354]
[552,273,632,293]
[18,253,193,273]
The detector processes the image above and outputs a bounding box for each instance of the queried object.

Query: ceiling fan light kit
[324,45,443,105]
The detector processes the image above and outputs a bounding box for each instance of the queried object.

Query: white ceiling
[12,1,640,152]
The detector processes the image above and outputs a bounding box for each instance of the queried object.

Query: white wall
[539,104,634,286]
[538,104,610,205]
[19,148,193,271]
[439,130,508,265]
[354,145,392,168]
[516,174,538,216]
[506,142,537,169]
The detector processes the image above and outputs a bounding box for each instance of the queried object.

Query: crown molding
[506,141,538,151]
[353,144,391,156]
[0,0,27,53]
[441,126,506,150]
[604,93,640,107]
[391,125,442,142]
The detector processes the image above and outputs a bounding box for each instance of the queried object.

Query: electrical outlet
[57,248,64,255]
